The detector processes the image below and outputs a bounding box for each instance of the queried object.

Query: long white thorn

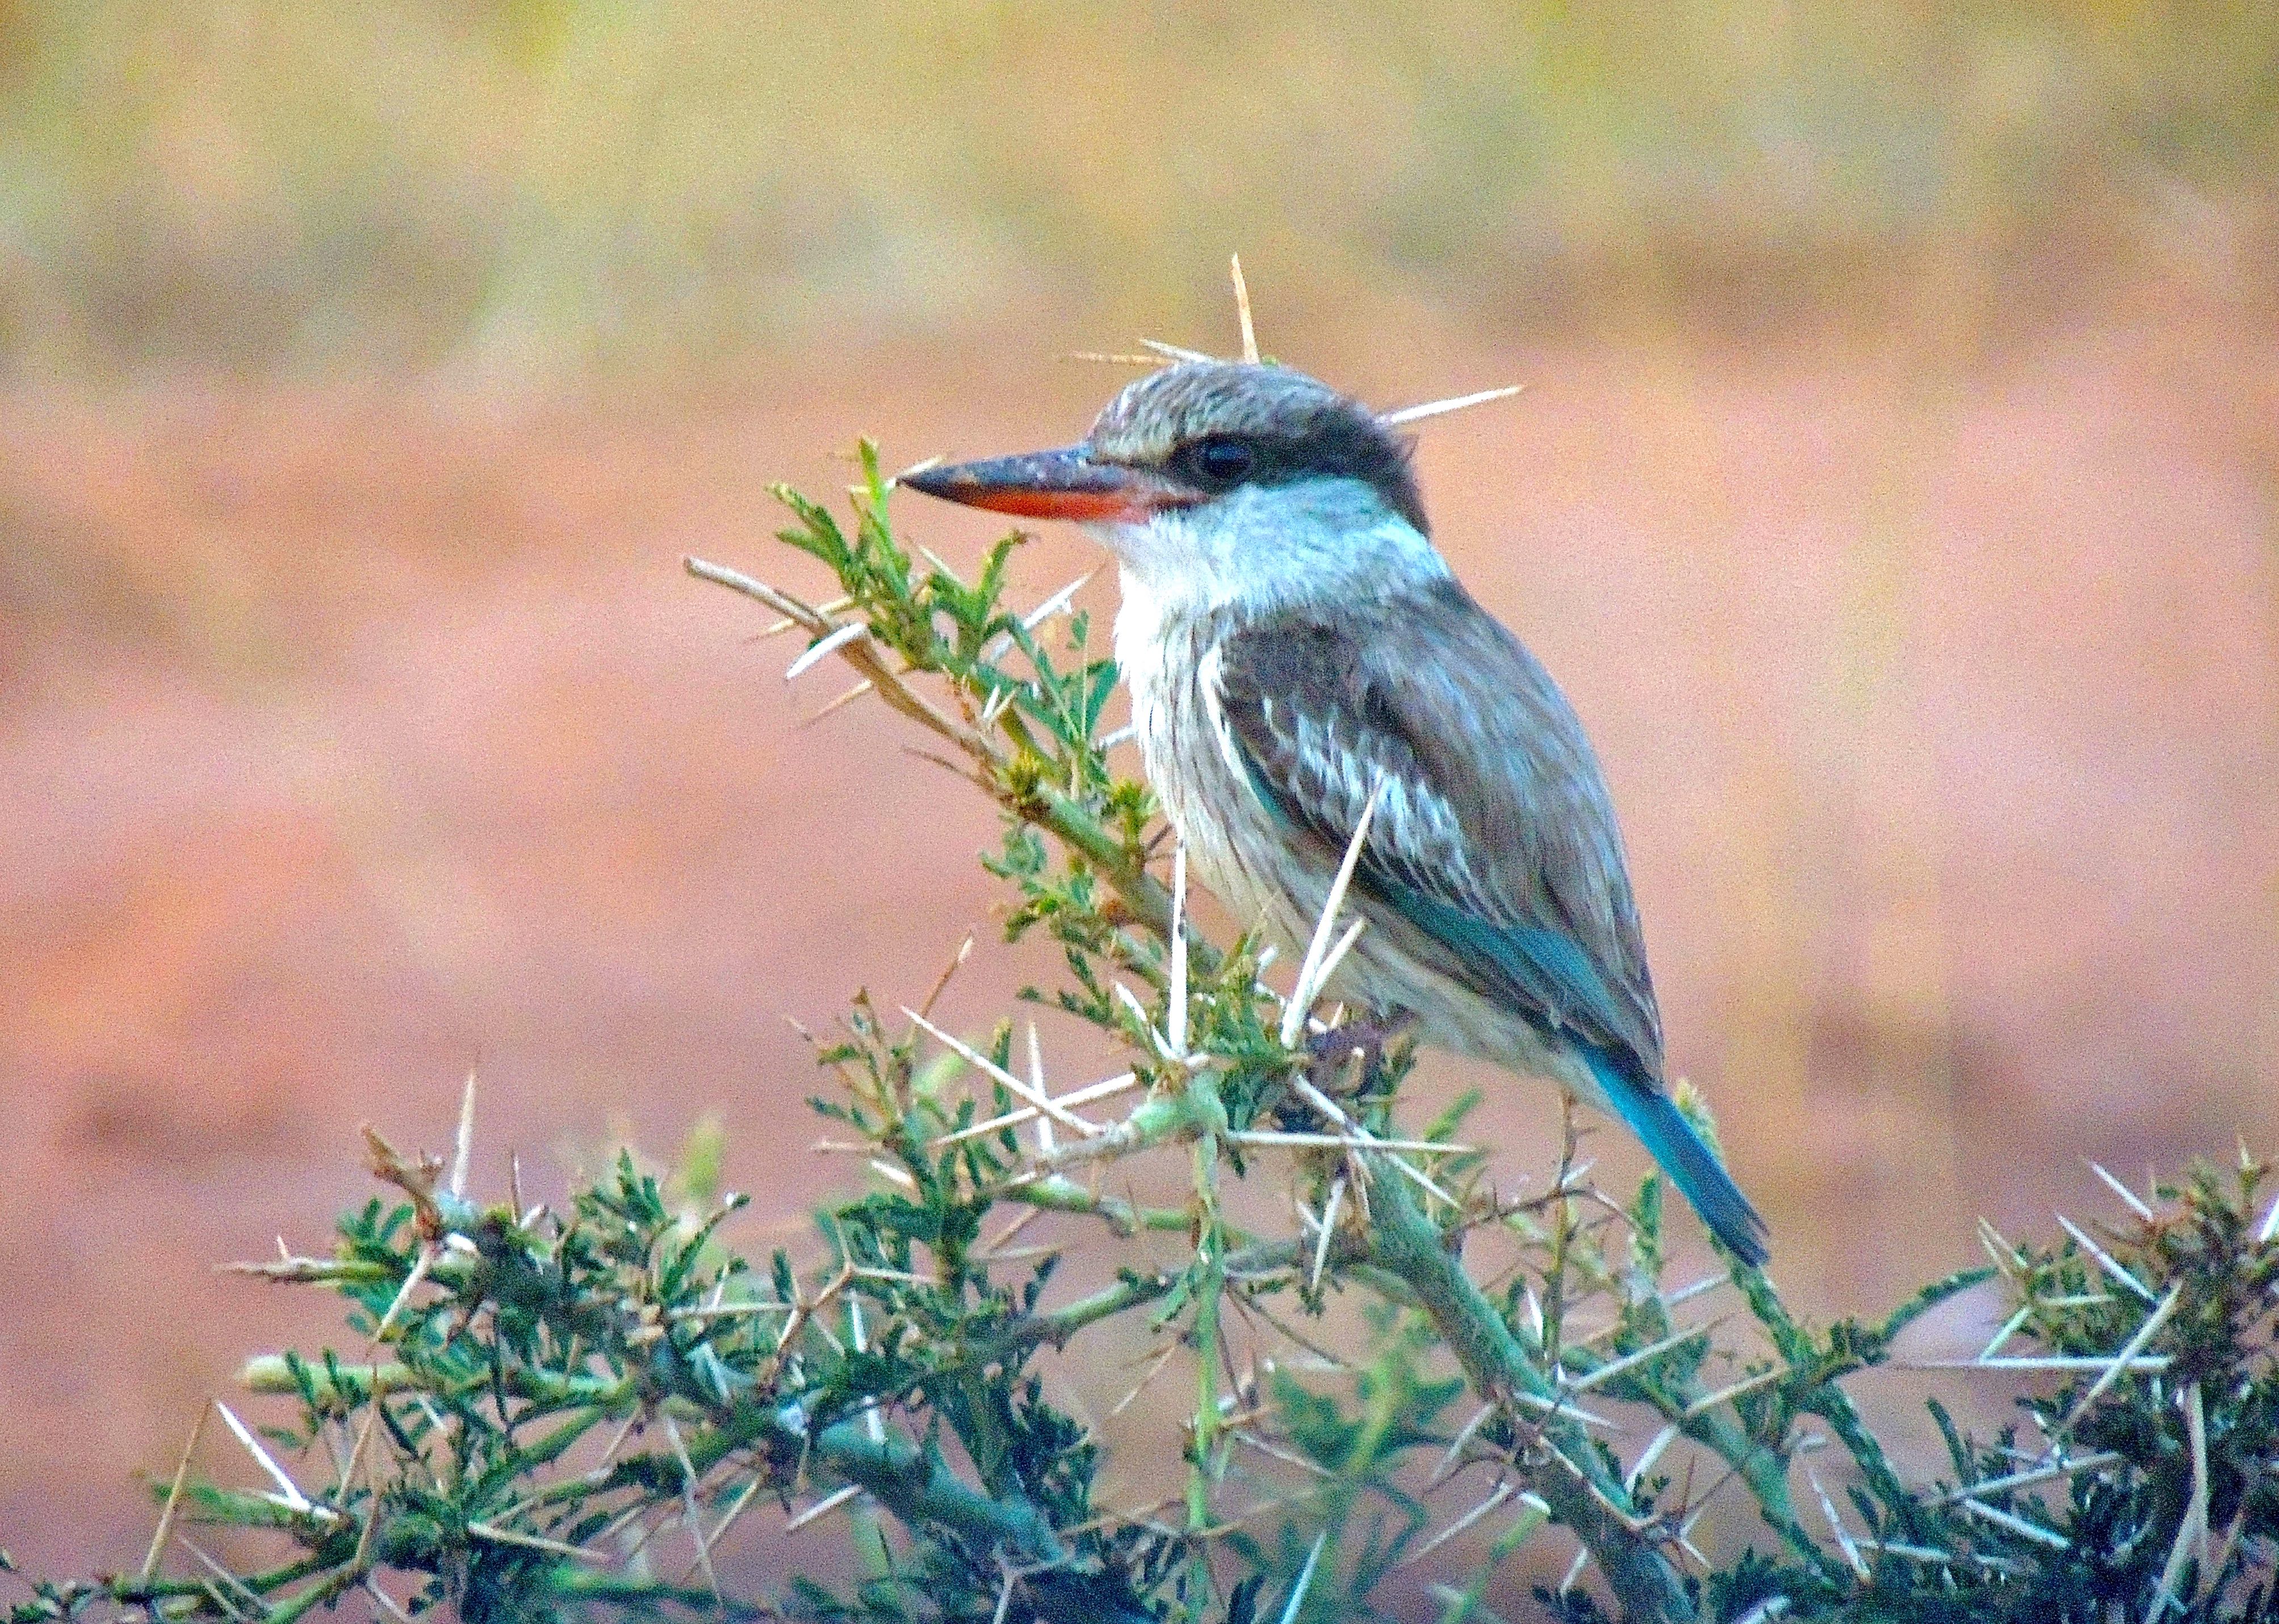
[660,1410,720,1601]
[2151,1382,2210,1619]
[784,1483,864,1532]
[1230,254,1259,364]
[1663,1273,1729,1308]
[2086,1159,2156,1221]
[371,1243,435,1341]
[1955,1495,2071,1549]
[1030,566,1099,625]
[1309,1174,1346,1295]
[2048,1283,2184,1445]
[1230,1130,1470,1153]
[1980,1216,2023,1278]
[1168,844,1189,1057]
[1978,1304,2033,1361]
[1394,1481,1516,1570]
[1904,1355,2172,1372]
[215,1402,316,1515]
[449,1071,479,1199]
[1565,1319,1723,1396]
[982,569,1101,662]
[1027,1023,1055,1157]
[1930,1450,2122,1505]
[785,622,866,682]
[1306,917,1370,1013]
[1377,384,1526,427]
[1681,1363,1791,1419]
[1281,774,1386,1046]
[1430,1401,1495,1490]
[1807,1463,1868,1581]
[2055,1212,2159,1304]
[848,1299,888,1445]
[928,1071,1141,1148]
[364,1580,416,1624]
[1288,1073,1460,1208]
[1626,1423,1681,1492]
[141,1404,211,1581]
[904,1009,1103,1137]
[1141,338,1216,364]
[1277,1529,1329,1624]
[802,676,876,727]
[1112,980,1177,1061]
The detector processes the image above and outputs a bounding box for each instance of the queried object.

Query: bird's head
[904,362,1443,612]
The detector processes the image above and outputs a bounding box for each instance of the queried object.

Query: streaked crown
[1086,362,1428,535]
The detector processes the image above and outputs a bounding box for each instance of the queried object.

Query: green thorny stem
[1185,1071,1231,1573]
[1361,1163,1695,1619]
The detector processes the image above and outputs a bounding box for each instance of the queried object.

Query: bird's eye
[1182,435,1255,487]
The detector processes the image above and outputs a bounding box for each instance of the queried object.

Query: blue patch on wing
[1231,723,1771,1265]
[1376,882,1633,1045]
[1379,881,1771,1265]
[1236,744,1629,1043]
[1238,750,1299,833]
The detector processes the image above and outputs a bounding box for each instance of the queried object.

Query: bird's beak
[901,447,1189,523]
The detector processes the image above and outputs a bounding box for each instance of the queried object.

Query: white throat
[1091,476,1445,624]
[1097,474,1449,738]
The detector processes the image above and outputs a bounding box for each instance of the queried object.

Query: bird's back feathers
[1212,578,1662,1073]
[1209,580,1769,1264]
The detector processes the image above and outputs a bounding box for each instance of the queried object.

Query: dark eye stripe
[1108,362,1430,532]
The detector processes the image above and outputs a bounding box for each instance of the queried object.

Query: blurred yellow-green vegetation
[3,0,2276,376]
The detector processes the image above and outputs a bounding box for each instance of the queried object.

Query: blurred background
[3,0,2277,1601]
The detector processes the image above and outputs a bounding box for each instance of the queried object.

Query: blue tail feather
[1585,1049,1769,1267]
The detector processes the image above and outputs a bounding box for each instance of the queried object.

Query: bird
[903,360,1768,1266]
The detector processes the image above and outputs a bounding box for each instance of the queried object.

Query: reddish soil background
[3,305,2277,1580]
